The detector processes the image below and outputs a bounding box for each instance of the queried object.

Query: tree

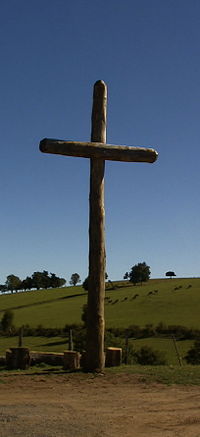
[82,272,108,291]
[58,277,66,287]
[129,262,151,285]
[165,271,176,279]
[1,310,14,333]
[49,273,61,288]
[5,275,21,293]
[69,273,81,286]
[49,273,66,288]
[21,276,33,291]
[1,270,66,294]
[82,277,89,291]
[123,272,129,280]
[0,284,7,293]
[32,271,43,290]
[32,270,51,290]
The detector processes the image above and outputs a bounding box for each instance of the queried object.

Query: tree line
[1,262,151,294]
[0,271,67,293]
[0,261,176,294]
[0,271,84,294]
[123,263,176,284]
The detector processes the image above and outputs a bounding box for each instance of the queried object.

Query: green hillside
[0,277,200,329]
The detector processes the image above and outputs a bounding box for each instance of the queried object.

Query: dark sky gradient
[0,0,200,283]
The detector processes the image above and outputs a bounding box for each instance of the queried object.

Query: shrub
[143,324,156,338]
[155,322,169,336]
[134,346,167,365]
[185,340,200,364]
[126,325,143,338]
[81,304,87,327]
[105,331,136,364]
[1,310,14,333]
[73,327,87,351]
[82,277,89,291]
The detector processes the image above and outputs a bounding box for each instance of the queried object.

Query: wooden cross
[39,80,158,372]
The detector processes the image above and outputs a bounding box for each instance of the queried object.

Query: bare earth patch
[0,372,200,437]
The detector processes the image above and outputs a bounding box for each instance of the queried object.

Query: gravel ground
[0,372,200,437]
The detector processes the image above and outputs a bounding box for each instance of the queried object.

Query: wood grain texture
[39,79,158,373]
[85,80,107,372]
[40,139,158,163]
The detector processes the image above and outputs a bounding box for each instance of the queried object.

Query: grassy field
[0,286,87,327]
[1,363,200,385]
[0,335,194,365]
[0,278,200,383]
[107,365,200,385]
[0,336,67,355]
[105,278,200,329]
[0,277,200,329]
[129,337,194,365]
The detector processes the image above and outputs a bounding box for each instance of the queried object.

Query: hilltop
[0,277,200,330]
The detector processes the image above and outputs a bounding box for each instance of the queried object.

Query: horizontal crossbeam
[40,138,158,163]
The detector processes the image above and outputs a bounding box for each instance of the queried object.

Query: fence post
[69,329,73,351]
[172,334,183,366]
[124,334,129,364]
[18,326,24,347]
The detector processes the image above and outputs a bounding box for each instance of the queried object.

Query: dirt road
[0,372,200,437]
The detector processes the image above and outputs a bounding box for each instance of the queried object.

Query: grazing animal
[131,294,139,300]
[112,299,119,304]
[122,297,128,302]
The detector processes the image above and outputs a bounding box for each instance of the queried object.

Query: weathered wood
[18,326,23,347]
[6,347,30,370]
[40,139,158,163]
[39,79,158,373]
[85,80,107,372]
[30,351,63,366]
[68,328,73,351]
[63,350,80,370]
[105,347,122,367]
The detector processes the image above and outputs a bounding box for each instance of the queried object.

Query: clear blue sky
[0,0,200,284]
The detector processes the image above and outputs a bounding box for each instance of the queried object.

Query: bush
[126,325,143,338]
[73,327,87,351]
[1,310,14,333]
[185,340,200,364]
[134,346,167,365]
[81,304,87,327]
[155,322,200,340]
[82,277,89,291]
[143,324,156,338]
[104,331,137,364]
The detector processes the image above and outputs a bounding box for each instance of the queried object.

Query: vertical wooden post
[85,80,107,372]
[18,326,24,348]
[69,328,73,351]
[124,333,129,365]
[172,334,183,367]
